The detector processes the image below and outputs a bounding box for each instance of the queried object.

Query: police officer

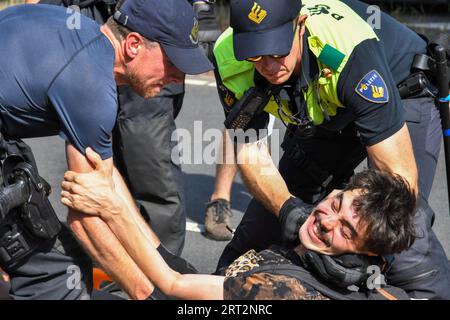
[213,0,450,299]
[0,0,212,299]
[35,0,221,258]
[112,0,220,255]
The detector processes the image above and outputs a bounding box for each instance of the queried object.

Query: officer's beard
[124,69,159,99]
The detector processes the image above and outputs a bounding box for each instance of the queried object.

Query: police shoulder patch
[354,70,389,104]
[218,85,236,110]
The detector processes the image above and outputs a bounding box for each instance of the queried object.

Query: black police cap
[230,0,303,61]
[113,0,213,74]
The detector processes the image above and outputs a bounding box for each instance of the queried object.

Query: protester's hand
[61,147,122,220]
[193,0,221,61]
[278,197,314,247]
[301,250,384,289]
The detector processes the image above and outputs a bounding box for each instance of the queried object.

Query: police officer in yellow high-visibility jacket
[213,0,450,299]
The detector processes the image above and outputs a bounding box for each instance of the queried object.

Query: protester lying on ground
[60,148,416,300]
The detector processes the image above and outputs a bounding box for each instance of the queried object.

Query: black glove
[278,197,313,247]
[192,0,221,61]
[301,250,384,289]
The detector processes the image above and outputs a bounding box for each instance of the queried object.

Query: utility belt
[0,129,61,268]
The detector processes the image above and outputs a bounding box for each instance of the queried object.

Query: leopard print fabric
[225,249,264,278]
[223,248,329,300]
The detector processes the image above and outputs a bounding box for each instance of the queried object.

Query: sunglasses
[245,54,288,62]
[245,17,302,63]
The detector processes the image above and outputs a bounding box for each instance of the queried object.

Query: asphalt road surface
[23,74,450,276]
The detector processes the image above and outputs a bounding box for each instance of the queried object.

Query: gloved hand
[192,0,221,61]
[301,250,384,289]
[278,197,313,247]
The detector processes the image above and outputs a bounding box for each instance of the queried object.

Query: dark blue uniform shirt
[0,4,117,159]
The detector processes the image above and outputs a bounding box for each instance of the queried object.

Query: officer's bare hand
[61,147,123,221]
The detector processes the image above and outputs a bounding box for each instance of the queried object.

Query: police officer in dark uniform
[0,0,212,299]
[113,0,220,255]
[36,0,221,257]
[213,0,450,299]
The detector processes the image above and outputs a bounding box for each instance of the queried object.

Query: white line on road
[186,221,205,233]
[185,79,209,86]
[185,78,216,87]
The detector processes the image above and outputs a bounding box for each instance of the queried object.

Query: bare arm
[211,129,238,201]
[62,148,224,299]
[366,124,418,195]
[236,139,292,216]
[65,143,154,299]
[109,205,224,300]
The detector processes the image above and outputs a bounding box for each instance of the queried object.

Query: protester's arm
[107,201,225,300]
[25,0,39,3]
[65,144,154,300]
[62,148,225,300]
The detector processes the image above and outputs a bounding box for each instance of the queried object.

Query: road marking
[185,78,216,87]
[186,221,236,235]
[185,79,208,86]
[406,22,450,30]
[186,221,205,233]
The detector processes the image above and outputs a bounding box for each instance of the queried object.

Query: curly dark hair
[343,170,417,255]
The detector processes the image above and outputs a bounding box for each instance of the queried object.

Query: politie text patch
[355,70,389,104]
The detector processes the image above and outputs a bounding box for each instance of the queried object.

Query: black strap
[244,263,363,300]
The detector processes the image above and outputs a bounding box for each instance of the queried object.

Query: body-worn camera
[0,138,61,268]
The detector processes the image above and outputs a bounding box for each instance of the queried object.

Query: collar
[295,29,320,93]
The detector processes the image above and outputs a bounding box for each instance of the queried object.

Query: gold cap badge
[248,2,267,24]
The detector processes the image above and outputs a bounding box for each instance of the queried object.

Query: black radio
[224,86,271,130]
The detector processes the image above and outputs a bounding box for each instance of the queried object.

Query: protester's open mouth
[307,214,326,246]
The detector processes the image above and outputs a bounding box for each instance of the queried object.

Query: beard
[124,69,159,99]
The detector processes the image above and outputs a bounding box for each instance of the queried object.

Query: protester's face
[124,40,184,98]
[299,190,368,255]
[252,18,303,85]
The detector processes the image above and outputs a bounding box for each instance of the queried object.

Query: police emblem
[355,70,389,104]
[248,2,267,24]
